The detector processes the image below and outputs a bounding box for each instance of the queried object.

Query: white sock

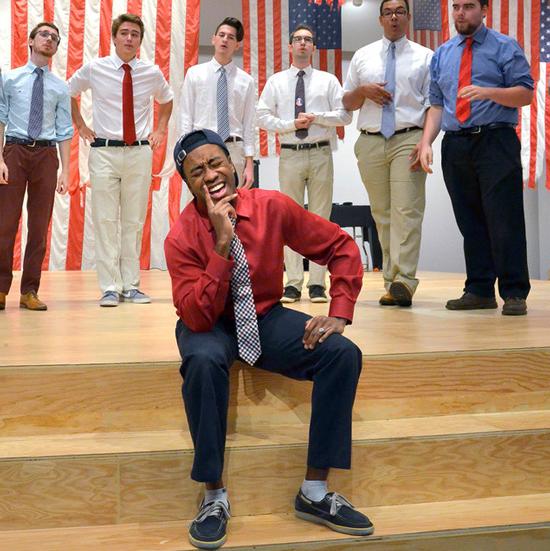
[301,479,328,502]
[204,487,229,506]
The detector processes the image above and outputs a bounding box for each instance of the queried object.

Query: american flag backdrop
[0,0,200,272]
[413,0,547,190]
[242,0,344,157]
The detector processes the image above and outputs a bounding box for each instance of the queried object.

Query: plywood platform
[1,270,549,549]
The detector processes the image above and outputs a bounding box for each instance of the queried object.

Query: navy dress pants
[441,127,530,300]
[176,304,363,483]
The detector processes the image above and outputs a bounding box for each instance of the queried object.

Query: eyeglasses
[381,8,408,18]
[36,30,60,43]
[292,36,314,44]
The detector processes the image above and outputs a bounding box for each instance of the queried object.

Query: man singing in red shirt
[165,129,373,549]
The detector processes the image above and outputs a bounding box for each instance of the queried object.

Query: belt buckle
[297,143,305,151]
[28,140,37,148]
[471,126,482,134]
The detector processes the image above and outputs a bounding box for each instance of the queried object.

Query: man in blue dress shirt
[416,0,533,316]
[0,22,73,311]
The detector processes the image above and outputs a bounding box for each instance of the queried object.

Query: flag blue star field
[413,0,442,31]
[541,1,550,62]
[289,0,342,50]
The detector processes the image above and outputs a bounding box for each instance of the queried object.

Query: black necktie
[295,70,308,139]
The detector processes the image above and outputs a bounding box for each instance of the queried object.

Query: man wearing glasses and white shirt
[257,24,352,304]
[343,0,432,308]
[179,17,256,189]
[69,13,173,307]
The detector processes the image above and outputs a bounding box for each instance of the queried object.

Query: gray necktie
[28,67,44,140]
[295,70,308,139]
[229,218,262,365]
[217,66,230,141]
[381,42,396,139]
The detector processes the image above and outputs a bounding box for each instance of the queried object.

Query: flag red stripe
[11,0,29,272]
[65,0,86,270]
[528,88,538,189]
[441,0,449,42]
[127,0,142,16]
[546,64,550,190]
[273,0,282,73]
[257,0,268,156]
[242,0,251,73]
[99,0,114,57]
[184,0,201,73]
[43,0,54,22]
[516,0,524,52]
[319,49,327,72]
[530,0,540,81]
[500,0,509,35]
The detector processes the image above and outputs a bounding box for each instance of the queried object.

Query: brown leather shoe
[20,291,48,311]
[446,292,497,311]
[0,292,5,310]
[379,292,396,306]
[389,281,413,307]
[502,297,527,316]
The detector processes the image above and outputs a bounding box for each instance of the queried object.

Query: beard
[454,20,481,36]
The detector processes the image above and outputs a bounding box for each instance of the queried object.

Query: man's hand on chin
[302,315,347,350]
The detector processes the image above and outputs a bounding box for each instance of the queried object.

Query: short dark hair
[289,24,316,46]
[29,22,60,52]
[478,0,489,6]
[215,17,244,42]
[379,0,410,15]
[112,13,145,40]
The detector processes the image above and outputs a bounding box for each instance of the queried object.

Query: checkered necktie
[380,42,396,139]
[27,67,44,140]
[229,217,261,365]
[217,66,230,141]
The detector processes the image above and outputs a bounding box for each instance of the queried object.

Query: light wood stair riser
[2,349,550,436]
[1,430,549,530]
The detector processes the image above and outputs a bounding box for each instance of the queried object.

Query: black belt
[361,126,421,137]
[90,138,150,148]
[280,140,330,151]
[445,123,516,136]
[5,136,56,147]
[224,136,243,143]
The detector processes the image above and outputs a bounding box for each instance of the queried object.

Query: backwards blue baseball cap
[173,129,230,180]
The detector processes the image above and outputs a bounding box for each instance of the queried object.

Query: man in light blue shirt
[0,21,73,312]
[417,0,533,316]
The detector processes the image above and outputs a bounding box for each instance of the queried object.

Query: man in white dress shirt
[343,0,432,307]
[179,17,255,189]
[69,13,173,307]
[257,24,351,304]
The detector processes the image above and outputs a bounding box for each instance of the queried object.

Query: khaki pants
[89,145,153,294]
[226,141,245,186]
[355,130,426,294]
[279,145,333,290]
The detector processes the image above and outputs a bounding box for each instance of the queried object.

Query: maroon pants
[0,144,58,294]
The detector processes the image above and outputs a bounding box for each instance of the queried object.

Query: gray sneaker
[100,291,120,307]
[121,289,151,304]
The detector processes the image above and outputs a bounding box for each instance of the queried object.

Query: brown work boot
[446,292,497,311]
[20,291,48,311]
[0,292,5,310]
[389,281,413,307]
[379,292,396,306]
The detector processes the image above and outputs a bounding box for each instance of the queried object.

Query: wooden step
[0,493,548,550]
[2,347,550,436]
[1,411,549,529]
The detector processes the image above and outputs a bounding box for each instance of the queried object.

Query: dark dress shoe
[446,292,497,311]
[502,297,527,316]
[379,292,396,306]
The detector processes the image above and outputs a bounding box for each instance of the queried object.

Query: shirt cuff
[328,298,355,324]
[206,249,234,281]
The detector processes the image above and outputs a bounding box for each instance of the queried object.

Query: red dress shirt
[164,188,363,332]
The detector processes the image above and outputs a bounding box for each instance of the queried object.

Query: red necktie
[122,64,136,145]
[456,37,473,124]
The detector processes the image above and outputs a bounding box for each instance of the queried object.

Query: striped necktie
[27,67,44,140]
[217,66,230,141]
[456,37,474,124]
[380,42,396,139]
[229,217,261,365]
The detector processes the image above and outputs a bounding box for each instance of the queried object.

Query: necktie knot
[219,66,226,75]
[34,67,43,77]
[297,70,305,78]
[122,63,132,74]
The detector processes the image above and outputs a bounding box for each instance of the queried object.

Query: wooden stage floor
[1,270,549,368]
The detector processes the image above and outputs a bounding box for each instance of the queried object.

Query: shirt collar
[25,61,50,73]
[290,65,313,77]
[382,35,407,53]
[112,53,138,70]
[211,58,236,74]
[458,23,488,45]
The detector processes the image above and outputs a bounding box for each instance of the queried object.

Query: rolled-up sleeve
[428,51,444,107]
[502,40,534,90]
